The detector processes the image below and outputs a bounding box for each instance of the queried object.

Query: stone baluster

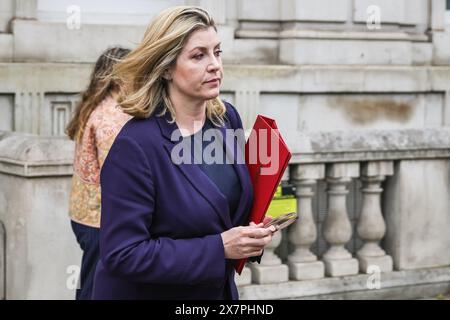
[249,230,288,284]
[287,164,325,280]
[356,161,394,273]
[322,162,359,277]
[15,0,37,19]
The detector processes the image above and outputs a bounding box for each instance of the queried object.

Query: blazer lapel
[157,114,233,229]
[217,125,253,226]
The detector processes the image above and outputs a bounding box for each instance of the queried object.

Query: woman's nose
[207,55,221,71]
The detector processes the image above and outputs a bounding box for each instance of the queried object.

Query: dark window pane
[447,0,450,10]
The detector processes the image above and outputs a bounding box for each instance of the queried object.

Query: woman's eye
[215,50,223,57]
[193,53,204,60]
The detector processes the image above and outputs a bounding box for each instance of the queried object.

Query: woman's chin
[202,90,220,100]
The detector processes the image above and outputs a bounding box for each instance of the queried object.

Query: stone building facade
[0,0,450,299]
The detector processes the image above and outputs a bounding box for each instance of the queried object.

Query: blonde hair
[66,47,130,142]
[112,6,226,125]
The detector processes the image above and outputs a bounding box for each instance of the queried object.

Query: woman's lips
[205,78,220,85]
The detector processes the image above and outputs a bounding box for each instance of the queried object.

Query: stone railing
[236,128,450,299]
[1,129,450,299]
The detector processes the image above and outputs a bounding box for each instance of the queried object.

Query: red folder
[235,115,292,274]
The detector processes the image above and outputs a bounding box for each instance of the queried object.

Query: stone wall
[1,1,450,136]
[0,0,449,65]
[1,128,450,299]
[0,0,450,299]
[0,132,80,299]
[1,63,450,139]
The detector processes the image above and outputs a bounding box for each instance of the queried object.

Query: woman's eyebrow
[188,42,221,53]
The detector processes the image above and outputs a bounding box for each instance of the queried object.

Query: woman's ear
[163,71,172,81]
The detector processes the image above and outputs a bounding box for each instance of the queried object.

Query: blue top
[186,119,242,217]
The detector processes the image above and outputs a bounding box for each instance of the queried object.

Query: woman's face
[168,26,223,104]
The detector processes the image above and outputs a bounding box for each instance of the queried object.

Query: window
[447,0,450,10]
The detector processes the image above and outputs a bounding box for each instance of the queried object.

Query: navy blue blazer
[92,101,254,300]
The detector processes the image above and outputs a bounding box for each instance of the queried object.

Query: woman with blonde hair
[66,46,131,300]
[92,7,275,300]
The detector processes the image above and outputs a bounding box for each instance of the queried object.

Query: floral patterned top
[69,96,132,227]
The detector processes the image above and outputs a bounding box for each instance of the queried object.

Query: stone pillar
[322,162,359,277]
[249,231,288,284]
[287,164,325,280]
[0,132,81,299]
[15,0,37,20]
[0,0,14,32]
[431,0,446,31]
[431,0,450,65]
[356,161,394,273]
[384,159,450,270]
[0,0,14,61]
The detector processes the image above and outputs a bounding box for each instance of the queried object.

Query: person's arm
[99,136,226,285]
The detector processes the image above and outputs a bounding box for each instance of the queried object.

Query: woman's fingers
[249,221,263,228]
[244,226,272,239]
[262,216,273,225]
[222,224,275,259]
[243,233,273,247]
[245,249,264,257]
[244,237,266,248]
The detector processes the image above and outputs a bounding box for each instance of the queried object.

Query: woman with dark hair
[66,46,131,300]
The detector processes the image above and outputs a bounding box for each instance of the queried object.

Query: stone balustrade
[1,128,450,299]
[237,128,450,299]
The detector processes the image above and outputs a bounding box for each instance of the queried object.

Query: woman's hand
[220,222,276,259]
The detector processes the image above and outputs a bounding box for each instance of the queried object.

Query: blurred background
[0,0,450,300]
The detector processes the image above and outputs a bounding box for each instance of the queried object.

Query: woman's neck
[170,95,207,137]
